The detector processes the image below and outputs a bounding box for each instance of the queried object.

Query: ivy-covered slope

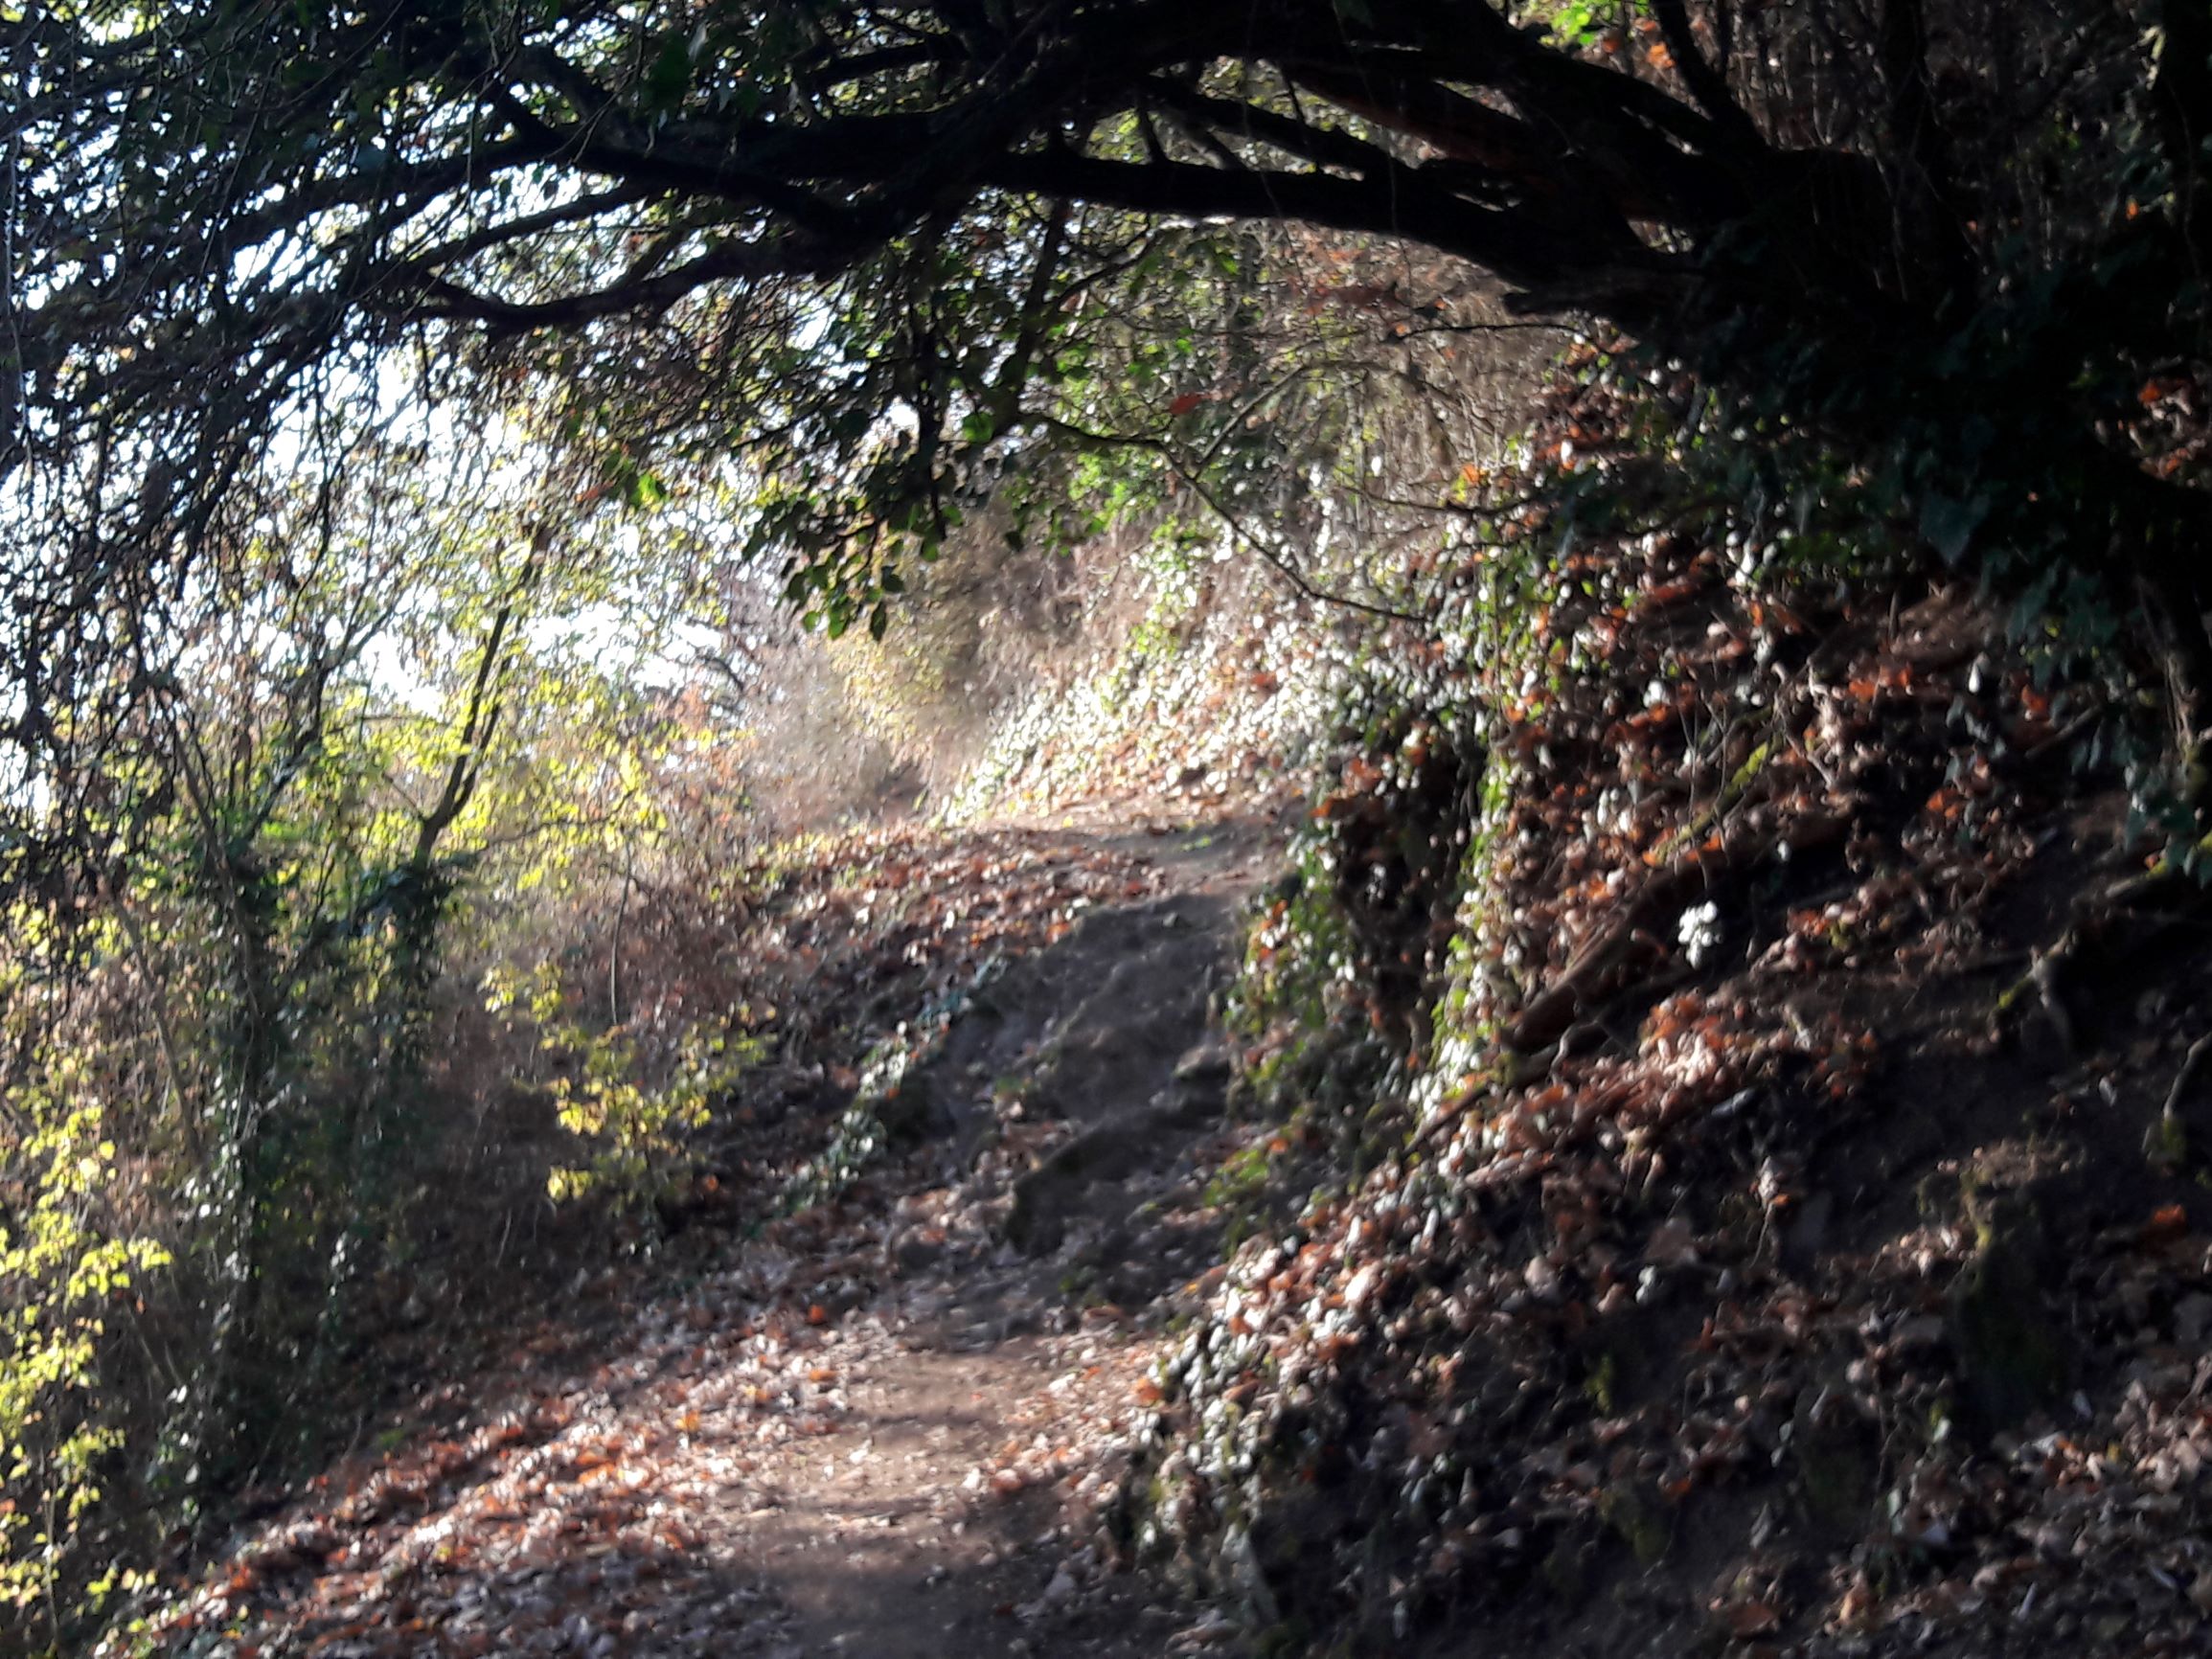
[1124,350,2212,1657]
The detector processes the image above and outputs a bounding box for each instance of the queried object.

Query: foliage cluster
[16,0,2212,765]
[0,391,744,1646]
[0,1045,167,1637]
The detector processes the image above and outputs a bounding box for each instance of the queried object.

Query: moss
[1946,1197,2069,1431]
[1795,1392,1881,1537]
[1913,1170,1948,1220]
[1598,1483,1670,1566]
[1651,733,1772,861]
[1583,1351,1621,1417]
[1204,1143,1271,1210]
[1539,1532,1592,1602]
[2146,1109,2190,1175]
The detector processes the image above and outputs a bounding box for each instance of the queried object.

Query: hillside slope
[105,366,2212,1659]
[1117,381,2212,1654]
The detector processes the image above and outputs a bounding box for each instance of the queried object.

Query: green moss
[1913,1170,1948,1221]
[1598,1483,1669,1565]
[1651,734,1771,861]
[1795,1401,1880,1536]
[2147,1109,2190,1175]
[1946,1198,2068,1430]
[1539,1533,1592,1602]
[1205,1143,1272,1211]
[1583,1351,1621,1416]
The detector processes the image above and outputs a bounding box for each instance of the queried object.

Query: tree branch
[1650,0,1759,141]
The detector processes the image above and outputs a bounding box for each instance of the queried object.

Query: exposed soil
[134,815,1284,1659]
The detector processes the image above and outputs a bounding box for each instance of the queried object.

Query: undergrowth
[1123,342,2183,1648]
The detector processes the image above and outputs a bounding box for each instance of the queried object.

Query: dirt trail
[729,819,1276,1659]
[153,816,1281,1659]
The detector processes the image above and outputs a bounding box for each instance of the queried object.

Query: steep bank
[1118,368,2212,1656]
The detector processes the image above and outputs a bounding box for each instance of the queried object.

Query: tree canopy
[7,0,2212,774]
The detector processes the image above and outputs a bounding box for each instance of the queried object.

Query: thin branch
[1031,413,1432,625]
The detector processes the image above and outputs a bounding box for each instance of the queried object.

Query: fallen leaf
[2144,1204,2191,1248]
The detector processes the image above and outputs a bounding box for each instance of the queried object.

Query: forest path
[151,812,1285,1659]
[722,813,1276,1659]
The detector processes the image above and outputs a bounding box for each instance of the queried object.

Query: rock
[1043,1125,1145,1183]
[1891,1313,1949,1352]
[2189,1568,2212,1616]
[1172,1042,1233,1088]
[1539,1531,1593,1602]
[2176,1291,2212,1346]
[1005,1124,1159,1254]
[1780,1188,1835,1273]
[1154,1079,1226,1128]
[1219,1524,1281,1624]
[1005,1171,1070,1254]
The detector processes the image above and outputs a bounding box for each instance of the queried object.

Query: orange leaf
[1717,1599,1781,1636]
[2143,1204,2191,1247]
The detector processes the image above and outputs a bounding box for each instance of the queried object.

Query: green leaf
[644,35,693,113]
[959,410,996,444]
[1542,1,1613,48]
[1920,489,1990,566]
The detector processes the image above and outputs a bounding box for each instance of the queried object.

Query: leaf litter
[120,816,1290,1659]
[1120,357,2212,1656]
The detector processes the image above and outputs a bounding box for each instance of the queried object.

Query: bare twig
[2164,1031,2212,1121]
